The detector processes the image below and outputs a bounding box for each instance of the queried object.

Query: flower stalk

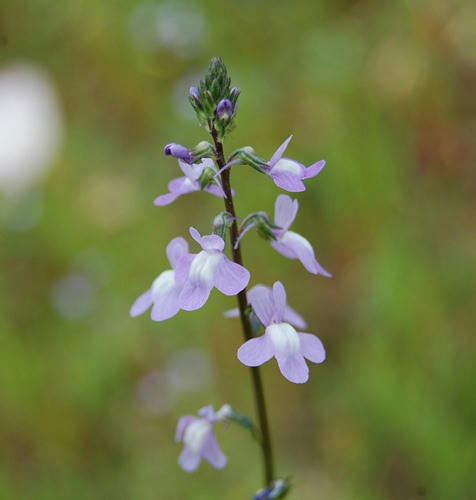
[211,125,275,486]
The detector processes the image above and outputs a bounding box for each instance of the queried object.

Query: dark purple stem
[211,126,275,487]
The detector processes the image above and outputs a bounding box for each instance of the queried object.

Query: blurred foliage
[1,0,475,499]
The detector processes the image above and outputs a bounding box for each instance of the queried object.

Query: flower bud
[216,98,233,120]
[212,211,234,238]
[191,140,214,160]
[234,147,268,172]
[253,479,291,500]
[189,86,200,101]
[164,142,194,163]
[255,212,280,241]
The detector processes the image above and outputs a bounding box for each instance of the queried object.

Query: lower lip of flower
[266,322,301,356]
[183,419,212,452]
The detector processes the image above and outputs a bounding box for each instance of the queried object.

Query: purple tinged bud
[216,99,233,119]
[189,86,200,100]
[164,143,194,163]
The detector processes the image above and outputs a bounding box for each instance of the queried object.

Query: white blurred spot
[128,2,206,58]
[50,272,96,319]
[0,62,62,194]
[165,348,213,393]
[136,348,213,416]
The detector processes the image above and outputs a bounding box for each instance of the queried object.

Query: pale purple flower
[263,135,325,192]
[179,227,250,311]
[176,404,230,472]
[237,281,325,384]
[164,142,194,163]
[130,237,193,321]
[154,158,227,206]
[271,194,331,277]
[224,284,307,330]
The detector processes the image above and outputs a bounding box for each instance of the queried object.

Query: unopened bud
[164,142,194,163]
[253,479,291,500]
[216,98,233,120]
[191,141,214,160]
[189,86,200,101]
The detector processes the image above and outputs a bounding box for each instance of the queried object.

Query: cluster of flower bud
[189,57,239,138]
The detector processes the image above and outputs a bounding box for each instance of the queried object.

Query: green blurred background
[1,0,475,498]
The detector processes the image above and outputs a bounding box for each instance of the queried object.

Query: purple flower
[130,237,193,321]
[225,284,307,330]
[164,142,195,163]
[216,98,234,119]
[263,135,325,192]
[237,281,325,384]
[154,158,227,206]
[176,405,229,472]
[271,194,331,276]
[179,227,250,311]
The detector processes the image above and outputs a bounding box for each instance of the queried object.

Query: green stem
[211,127,275,487]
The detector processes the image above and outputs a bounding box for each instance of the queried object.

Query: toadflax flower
[224,284,307,330]
[154,157,227,206]
[130,236,193,321]
[263,135,325,192]
[176,404,230,472]
[271,194,331,276]
[179,227,250,310]
[237,281,325,383]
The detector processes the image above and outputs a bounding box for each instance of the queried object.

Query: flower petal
[275,231,332,277]
[197,405,217,421]
[153,192,181,206]
[201,432,227,469]
[204,183,227,198]
[274,195,299,233]
[248,285,274,326]
[270,239,297,259]
[271,171,306,192]
[272,281,287,322]
[166,237,189,269]
[283,305,307,329]
[303,159,325,179]
[173,254,194,285]
[178,159,203,181]
[189,226,202,245]
[175,416,197,442]
[269,135,293,167]
[237,336,274,367]
[130,289,153,317]
[299,333,326,363]
[179,280,212,311]
[150,286,182,321]
[154,177,197,206]
[178,446,201,472]
[200,235,225,252]
[276,355,309,383]
[214,257,250,296]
